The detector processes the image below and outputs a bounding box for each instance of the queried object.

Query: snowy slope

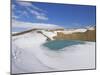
[41,30,57,40]
[55,26,95,34]
[54,28,87,34]
[12,30,95,74]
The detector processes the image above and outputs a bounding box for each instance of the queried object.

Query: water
[43,40,84,50]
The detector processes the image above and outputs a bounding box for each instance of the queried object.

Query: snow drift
[12,30,95,74]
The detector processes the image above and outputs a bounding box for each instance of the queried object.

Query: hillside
[12,26,96,41]
[12,29,95,74]
[53,28,96,41]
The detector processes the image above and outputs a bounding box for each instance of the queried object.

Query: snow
[12,32,18,34]
[88,27,95,30]
[41,30,57,40]
[73,29,87,32]
[12,30,95,74]
[55,29,87,34]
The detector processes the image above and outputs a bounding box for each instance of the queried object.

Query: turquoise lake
[43,40,85,50]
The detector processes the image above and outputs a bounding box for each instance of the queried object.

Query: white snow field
[54,28,87,34]
[12,30,95,74]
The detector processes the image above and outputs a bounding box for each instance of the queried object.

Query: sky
[12,0,96,32]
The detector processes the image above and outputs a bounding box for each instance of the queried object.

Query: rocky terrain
[53,28,96,41]
[12,26,96,41]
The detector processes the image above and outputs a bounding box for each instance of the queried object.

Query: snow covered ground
[54,28,87,34]
[12,30,95,74]
[54,26,95,34]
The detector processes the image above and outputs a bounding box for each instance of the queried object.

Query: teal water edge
[43,40,85,50]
